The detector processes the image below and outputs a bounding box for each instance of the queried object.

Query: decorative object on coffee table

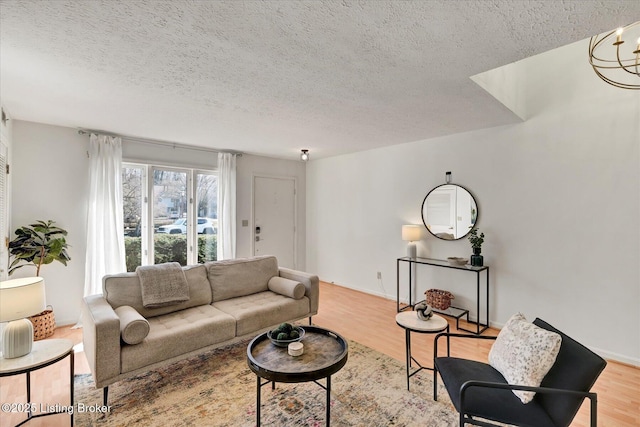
[267,323,305,347]
[288,341,304,356]
[468,227,484,267]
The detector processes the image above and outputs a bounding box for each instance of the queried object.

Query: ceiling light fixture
[300,149,309,161]
[589,21,640,90]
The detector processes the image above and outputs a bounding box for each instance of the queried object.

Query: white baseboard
[327,280,393,301]
[590,347,640,367]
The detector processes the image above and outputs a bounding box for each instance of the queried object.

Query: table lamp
[402,225,421,258]
[0,277,46,359]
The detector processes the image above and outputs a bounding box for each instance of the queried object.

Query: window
[122,163,217,272]
[123,165,144,271]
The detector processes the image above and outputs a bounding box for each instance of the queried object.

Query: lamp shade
[401,225,421,242]
[0,277,46,322]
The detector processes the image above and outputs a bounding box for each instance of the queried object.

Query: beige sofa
[82,256,319,405]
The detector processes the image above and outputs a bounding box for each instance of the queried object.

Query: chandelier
[588,21,640,90]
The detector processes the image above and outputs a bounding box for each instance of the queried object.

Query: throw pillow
[115,305,150,345]
[268,276,306,300]
[488,313,562,404]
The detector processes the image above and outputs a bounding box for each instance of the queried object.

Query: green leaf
[8,264,28,275]
[8,219,71,274]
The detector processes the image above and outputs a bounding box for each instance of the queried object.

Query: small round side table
[395,311,449,390]
[0,339,74,426]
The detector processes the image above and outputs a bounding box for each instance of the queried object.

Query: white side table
[395,312,449,390]
[0,338,74,426]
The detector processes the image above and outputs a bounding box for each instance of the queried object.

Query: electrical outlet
[377,272,382,279]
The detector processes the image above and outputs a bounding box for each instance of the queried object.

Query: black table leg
[326,375,331,427]
[26,371,31,420]
[396,258,400,312]
[70,350,74,427]
[446,326,450,356]
[405,329,411,390]
[256,376,261,427]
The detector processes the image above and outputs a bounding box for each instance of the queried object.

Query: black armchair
[433,318,607,427]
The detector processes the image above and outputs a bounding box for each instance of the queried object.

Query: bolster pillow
[268,276,306,300]
[115,305,150,345]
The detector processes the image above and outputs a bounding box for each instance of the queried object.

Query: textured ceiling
[1,0,638,159]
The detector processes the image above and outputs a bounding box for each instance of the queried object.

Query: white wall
[10,121,89,326]
[10,121,307,325]
[306,80,640,365]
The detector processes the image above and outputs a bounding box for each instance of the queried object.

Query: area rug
[75,338,459,426]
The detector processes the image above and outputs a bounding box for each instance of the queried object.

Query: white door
[253,176,296,269]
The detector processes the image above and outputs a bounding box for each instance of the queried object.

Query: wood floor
[1,281,638,427]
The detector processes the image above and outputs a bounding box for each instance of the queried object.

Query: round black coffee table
[247,325,348,426]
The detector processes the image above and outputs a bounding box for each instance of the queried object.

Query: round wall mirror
[421,184,478,240]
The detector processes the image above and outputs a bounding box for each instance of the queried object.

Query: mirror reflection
[421,184,478,240]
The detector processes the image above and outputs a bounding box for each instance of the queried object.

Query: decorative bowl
[447,257,468,266]
[267,326,306,347]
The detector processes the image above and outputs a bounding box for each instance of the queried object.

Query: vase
[471,247,483,266]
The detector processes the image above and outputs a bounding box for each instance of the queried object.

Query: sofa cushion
[268,276,305,300]
[120,305,236,373]
[114,305,150,345]
[206,256,278,302]
[489,313,562,403]
[103,264,212,319]
[213,291,310,336]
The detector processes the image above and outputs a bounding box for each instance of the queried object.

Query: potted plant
[8,220,71,276]
[468,227,485,266]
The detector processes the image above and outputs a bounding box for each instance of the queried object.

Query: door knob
[255,236,260,242]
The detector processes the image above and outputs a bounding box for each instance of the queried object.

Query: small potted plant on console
[468,227,485,267]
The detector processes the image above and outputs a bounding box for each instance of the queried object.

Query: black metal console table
[396,256,489,334]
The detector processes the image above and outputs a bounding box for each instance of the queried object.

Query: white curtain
[217,152,236,260]
[84,134,126,296]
